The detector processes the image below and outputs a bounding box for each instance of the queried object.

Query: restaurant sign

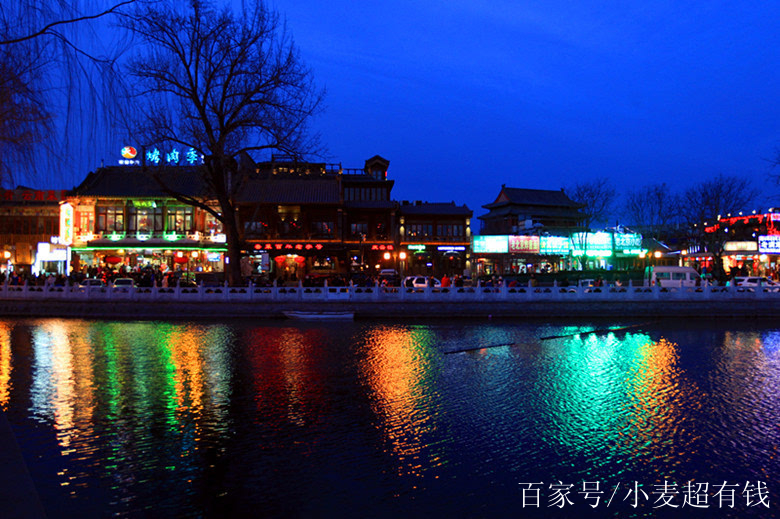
[2,188,67,202]
[572,232,613,257]
[473,235,508,254]
[724,241,758,252]
[59,203,74,246]
[508,235,540,254]
[759,235,780,254]
[540,236,570,255]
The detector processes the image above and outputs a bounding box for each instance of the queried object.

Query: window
[244,221,268,235]
[166,207,193,233]
[407,223,433,239]
[375,222,387,239]
[79,212,94,233]
[436,224,464,238]
[96,206,124,232]
[350,222,368,238]
[128,206,158,233]
[311,221,334,238]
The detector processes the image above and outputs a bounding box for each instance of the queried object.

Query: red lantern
[105,256,122,264]
[173,256,188,264]
[274,255,286,263]
[294,255,305,264]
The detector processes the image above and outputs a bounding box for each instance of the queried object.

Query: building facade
[397,201,473,277]
[0,187,69,276]
[63,166,227,278]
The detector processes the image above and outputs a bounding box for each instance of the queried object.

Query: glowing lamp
[383,252,391,260]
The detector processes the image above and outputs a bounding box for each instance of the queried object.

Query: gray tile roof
[238,178,341,204]
[484,187,582,209]
[73,166,208,198]
[398,202,472,216]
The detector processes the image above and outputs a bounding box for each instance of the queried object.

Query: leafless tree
[680,173,759,280]
[122,0,324,285]
[622,183,682,241]
[566,178,616,269]
[0,1,136,188]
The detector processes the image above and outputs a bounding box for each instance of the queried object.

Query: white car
[733,276,780,291]
[113,278,136,288]
[403,276,441,289]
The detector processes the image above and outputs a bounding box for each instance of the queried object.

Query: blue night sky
[273,0,780,218]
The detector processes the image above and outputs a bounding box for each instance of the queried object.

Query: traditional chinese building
[397,201,473,277]
[238,155,398,281]
[475,185,585,274]
[63,166,227,276]
[479,185,585,235]
[0,187,68,276]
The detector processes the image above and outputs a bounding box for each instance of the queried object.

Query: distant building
[0,187,68,276]
[478,185,585,235]
[397,201,473,276]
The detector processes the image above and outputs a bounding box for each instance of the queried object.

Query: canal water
[0,317,776,518]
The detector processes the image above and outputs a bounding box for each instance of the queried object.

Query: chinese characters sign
[473,235,509,253]
[145,146,203,166]
[509,236,540,254]
[1,189,66,202]
[759,235,780,253]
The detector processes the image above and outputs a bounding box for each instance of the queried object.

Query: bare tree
[122,0,323,285]
[566,178,616,269]
[680,173,759,280]
[0,1,136,188]
[622,183,681,241]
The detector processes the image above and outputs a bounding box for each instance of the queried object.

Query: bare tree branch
[0,1,136,46]
[123,0,324,285]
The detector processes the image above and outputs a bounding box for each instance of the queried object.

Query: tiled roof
[477,205,584,220]
[238,178,341,204]
[344,201,397,210]
[398,202,472,216]
[72,166,208,198]
[483,187,582,209]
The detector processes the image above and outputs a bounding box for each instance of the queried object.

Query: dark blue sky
[276,1,780,218]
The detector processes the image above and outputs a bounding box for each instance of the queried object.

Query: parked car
[403,276,441,289]
[378,269,401,286]
[112,278,135,288]
[733,276,780,291]
[80,278,105,287]
[567,279,596,292]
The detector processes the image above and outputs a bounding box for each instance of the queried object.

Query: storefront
[252,241,349,282]
[70,242,227,277]
[473,232,646,276]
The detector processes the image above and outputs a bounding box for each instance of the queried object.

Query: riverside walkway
[1,281,779,319]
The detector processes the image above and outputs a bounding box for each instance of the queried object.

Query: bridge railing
[0,280,777,303]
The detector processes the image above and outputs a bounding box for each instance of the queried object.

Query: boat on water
[283,310,354,320]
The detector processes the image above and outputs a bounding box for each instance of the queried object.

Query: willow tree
[123,0,323,285]
[0,1,135,188]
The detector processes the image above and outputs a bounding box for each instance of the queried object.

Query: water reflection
[1,318,777,516]
[358,325,441,479]
[0,321,10,410]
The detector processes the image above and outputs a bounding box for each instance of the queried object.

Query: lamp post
[399,251,407,278]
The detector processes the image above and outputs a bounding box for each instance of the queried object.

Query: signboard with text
[473,235,509,254]
[540,236,570,255]
[508,235,540,254]
[759,235,780,254]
